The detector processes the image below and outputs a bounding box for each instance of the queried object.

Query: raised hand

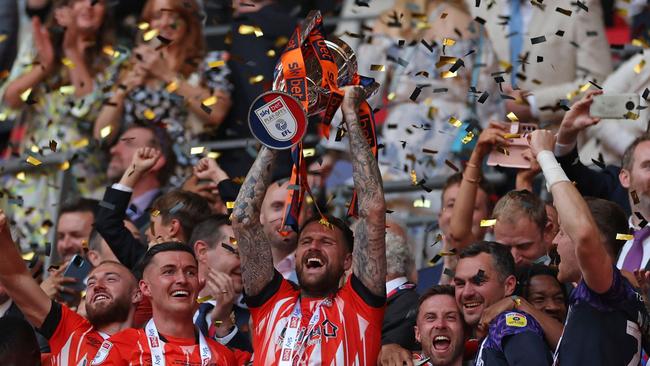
[528,130,557,157]
[55,5,78,53]
[118,62,147,94]
[205,269,236,325]
[131,147,161,175]
[557,90,603,145]
[32,17,55,73]
[473,121,510,160]
[516,148,542,191]
[40,265,78,303]
[134,46,173,82]
[193,157,228,184]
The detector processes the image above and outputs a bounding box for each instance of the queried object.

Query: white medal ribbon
[277,297,330,366]
[145,318,212,366]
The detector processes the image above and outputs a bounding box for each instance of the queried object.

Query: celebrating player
[232,85,387,365]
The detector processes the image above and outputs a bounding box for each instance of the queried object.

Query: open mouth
[432,335,451,351]
[463,301,482,310]
[305,258,324,269]
[170,290,190,298]
[93,293,111,304]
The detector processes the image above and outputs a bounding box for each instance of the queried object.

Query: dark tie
[622,227,650,271]
[195,302,215,336]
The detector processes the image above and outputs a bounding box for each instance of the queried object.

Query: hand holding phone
[60,255,92,304]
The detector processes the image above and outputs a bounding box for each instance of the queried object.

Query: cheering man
[232,86,387,365]
[0,210,140,366]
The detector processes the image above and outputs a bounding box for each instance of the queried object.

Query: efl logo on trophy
[249,91,307,150]
[254,96,299,142]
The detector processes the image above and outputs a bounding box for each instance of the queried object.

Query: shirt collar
[130,189,160,216]
[0,299,12,318]
[386,276,409,294]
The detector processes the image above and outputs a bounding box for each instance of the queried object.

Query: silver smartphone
[590,93,640,119]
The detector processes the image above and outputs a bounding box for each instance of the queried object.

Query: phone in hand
[61,255,92,304]
[590,93,640,119]
[486,122,538,169]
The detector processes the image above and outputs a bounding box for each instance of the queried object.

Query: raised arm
[0,210,52,327]
[231,146,278,296]
[530,130,613,293]
[341,86,386,297]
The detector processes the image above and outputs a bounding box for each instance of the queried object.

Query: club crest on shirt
[505,312,528,328]
[90,340,112,365]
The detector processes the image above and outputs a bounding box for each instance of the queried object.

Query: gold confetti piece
[634,59,646,74]
[21,251,35,261]
[72,138,89,148]
[226,201,235,209]
[461,131,475,144]
[143,28,159,41]
[410,170,417,185]
[143,108,156,120]
[202,96,218,107]
[20,88,32,102]
[266,49,276,57]
[413,199,431,208]
[208,60,225,68]
[60,161,70,171]
[30,145,39,153]
[274,36,289,48]
[229,237,238,245]
[319,217,333,229]
[506,111,519,122]
[59,85,75,95]
[197,295,213,303]
[632,38,649,48]
[80,290,87,299]
[566,89,581,100]
[480,219,497,227]
[499,60,513,71]
[137,22,150,30]
[100,126,112,139]
[303,148,315,157]
[438,250,456,256]
[616,233,634,241]
[61,57,75,69]
[415,21,431,30]
[81,239,88,249]
[624,111,640,120]
[370,64,385,71]
[16,172,25,181]
[306,196,314,204]
[448,116,462,128]
[442,38,456,46]
[39,225,49,235]
[579,82,591,92]
[191,146,205,155]
[0,34,6,43]
[0,111,7,121]
[249,75,264,84]
[440,71,457,78]
[165,80,179,93]
[207,151,220,159]
[503,133,521,139]
[102,45,120,58]
[238,25,263,37]
[437,56,458,68]
[428,106,438,119]
[151,209,161,217]
[26,156,42,166]
[387,92,396,101]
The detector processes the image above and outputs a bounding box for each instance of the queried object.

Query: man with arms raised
[232,86,387,365]
[529,130,650,365]
[0,210,140,366]
[93,242,238,365]
[412,285,466,366]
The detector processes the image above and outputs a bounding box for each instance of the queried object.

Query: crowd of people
[0,0,649,365]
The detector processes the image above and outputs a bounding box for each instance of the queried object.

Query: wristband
[536,150,570,189]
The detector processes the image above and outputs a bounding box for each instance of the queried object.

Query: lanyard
[145,319,212,366]
[277,297,331,366]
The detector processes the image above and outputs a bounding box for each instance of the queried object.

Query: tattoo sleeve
[343,90,387,297]
[231,146,278,296]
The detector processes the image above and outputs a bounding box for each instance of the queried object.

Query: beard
[296,264,344,297]
[86,295,131,328]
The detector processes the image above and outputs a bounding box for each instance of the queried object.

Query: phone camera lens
[625,101,635,111]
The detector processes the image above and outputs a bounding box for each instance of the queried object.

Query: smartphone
[486,122,538,169]
[61,255,92,304]
[590,93,640,119]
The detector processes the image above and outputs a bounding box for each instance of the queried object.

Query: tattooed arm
[342,86,387,297]
[231,146,278,296]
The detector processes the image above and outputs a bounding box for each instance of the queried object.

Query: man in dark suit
[378,228,420,365]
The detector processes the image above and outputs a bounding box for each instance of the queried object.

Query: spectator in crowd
[104,124,176,233]
[183,157,239,215]
[378,229,419,365]
[468,0,612,125]
[454,241,551,365]
[0,0,18,73]
[55,198,98,262]
[0,316,41,366]
[232,86,386,365]
[190,215,252,352]
[1,0,123,249]
[553,92,650,270]
[86,229,120,267]
[529,129,648,365]
[94,0,233,186]
[0,209,141,366]
[412,285,466,366]
[96,242,241,365]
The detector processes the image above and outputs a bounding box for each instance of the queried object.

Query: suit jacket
[467,0,612,123]
[382,283,420,350]
[3,301,51,353]
[556,147,630,215]
[95,187,147,270]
